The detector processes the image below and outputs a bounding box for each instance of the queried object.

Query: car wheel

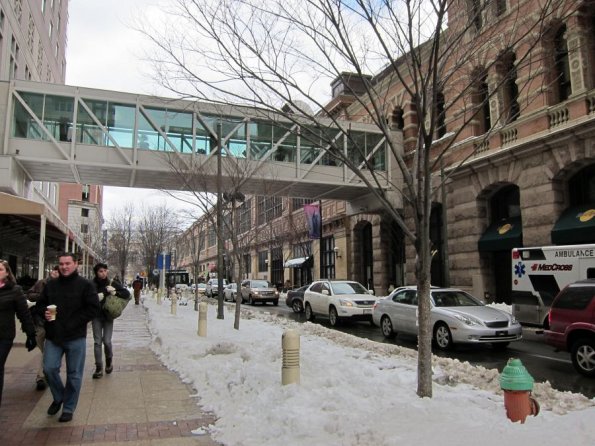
[571,338,595,377]
[329,306,340,326]
[433,322,453,350]
[380,316,395,338]
[273,299,279,306]
[542,316,550,330]
[491,342,510,351]
[292,300,303,313]
[305,303,314,321]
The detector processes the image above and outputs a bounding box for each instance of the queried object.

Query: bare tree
[137,204,181,287]
[165,149,290,328]
[106,203,136,281]
[141,0,574,397]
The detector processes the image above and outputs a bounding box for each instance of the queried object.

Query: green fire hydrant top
[500,358,534,391]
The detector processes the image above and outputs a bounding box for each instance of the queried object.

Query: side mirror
[322,289,330,295]
[368,289,375,295]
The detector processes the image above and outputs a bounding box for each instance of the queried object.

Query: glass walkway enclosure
[3,80,397,202]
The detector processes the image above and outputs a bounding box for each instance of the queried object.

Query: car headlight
[254,291,259,296]
[275,291,279,296]
[453,313,482,326]
[511,315,518,324]
[338,299,354,307]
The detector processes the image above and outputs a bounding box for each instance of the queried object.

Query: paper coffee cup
[47,305,57,321]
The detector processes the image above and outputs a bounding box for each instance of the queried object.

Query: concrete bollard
[198,301,208,337]
[282,329,300,385]
[157,289,162,305]
[171,293,177,315]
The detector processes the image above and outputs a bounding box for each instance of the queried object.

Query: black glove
[26,335,37,352]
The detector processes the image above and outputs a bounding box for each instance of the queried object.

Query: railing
[500,127,517,146]
[548,104,569,128]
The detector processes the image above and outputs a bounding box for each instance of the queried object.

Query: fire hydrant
[500,358,540,423]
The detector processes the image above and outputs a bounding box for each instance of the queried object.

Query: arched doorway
[478,184,522,304]
[387,219,405,288]
[430,204,445,286]
[354,221,374,289]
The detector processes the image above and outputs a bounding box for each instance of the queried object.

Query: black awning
[478,216,522,252]
[551,204,595,245]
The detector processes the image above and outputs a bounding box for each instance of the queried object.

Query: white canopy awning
[284,257,310,268]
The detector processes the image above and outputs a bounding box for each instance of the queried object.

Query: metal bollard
[157,289,162,305]
[171,293,177,315]
[500,358,539,423]
[282,329,300,385]
[198,301,208,337]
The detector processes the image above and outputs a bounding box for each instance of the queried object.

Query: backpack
[103,280,131,320]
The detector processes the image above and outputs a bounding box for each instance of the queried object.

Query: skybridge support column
[37,215,46,280]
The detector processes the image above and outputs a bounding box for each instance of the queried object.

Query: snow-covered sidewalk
[144,297,595,446]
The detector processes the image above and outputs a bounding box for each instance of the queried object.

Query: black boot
[92,366,103,379]
[105,357,113,374]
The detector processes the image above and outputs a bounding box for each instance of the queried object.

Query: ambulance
[511,244,595,328]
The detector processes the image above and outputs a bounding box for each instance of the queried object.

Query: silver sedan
[372,287,522,350]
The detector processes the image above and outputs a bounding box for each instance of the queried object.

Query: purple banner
[304,204,321,239]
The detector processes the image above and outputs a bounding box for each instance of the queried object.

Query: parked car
[285,285,309,313]
[372,286,522,350]
[175,283,189,292]
[223,283,238,302]
[191,283,207,295]
[304,280,376,326]
[544,279,595,377]
[205,278,228,297]
[240,279,280,305]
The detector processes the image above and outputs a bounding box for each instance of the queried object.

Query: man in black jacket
[33,253,99,423]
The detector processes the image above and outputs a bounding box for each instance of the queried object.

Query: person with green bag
[91,263,129,379]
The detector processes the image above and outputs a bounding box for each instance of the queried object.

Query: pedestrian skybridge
[2,80,397,203]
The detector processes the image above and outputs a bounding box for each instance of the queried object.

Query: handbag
[103,280,131,320]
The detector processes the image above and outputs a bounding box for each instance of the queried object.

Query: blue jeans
[43,338,86,414]
[0,339,13,407]
[92,318,113,367]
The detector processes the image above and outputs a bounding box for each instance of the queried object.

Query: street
[239,299,595,399]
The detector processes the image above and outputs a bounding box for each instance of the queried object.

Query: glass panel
[347,131,366,167]
[77,102,107,145]
[168,110,193,153]
[273,124,297,162]
[223,118,246,158]
[366,132,386,170]
[138,108,165,151]
[44,95,74,142]
[300,126,322,164]
[195,115,218,154]
[13,96,45,140]
[107,102,135,148]
[248,120,272,160]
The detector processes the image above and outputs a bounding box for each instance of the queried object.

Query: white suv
[205,278,228,297]
[304,280,376,326]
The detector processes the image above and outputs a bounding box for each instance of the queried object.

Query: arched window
[554,25,571,102]
[472,68,491,134]
[435,90,446,138]
[391,107,404,130]
[568,164,595,206]
[498,51,520,123]
[469,0,482,30]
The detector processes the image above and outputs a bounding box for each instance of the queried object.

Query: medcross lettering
[534,263,573,271]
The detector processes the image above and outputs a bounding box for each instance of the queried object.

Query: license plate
[363,309,372,314]
[495,330,508,337]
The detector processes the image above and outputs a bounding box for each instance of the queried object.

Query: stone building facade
[177,0,594,301]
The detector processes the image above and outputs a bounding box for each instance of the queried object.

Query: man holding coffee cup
[32,252,99,423]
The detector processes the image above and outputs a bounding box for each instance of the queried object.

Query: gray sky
[65,0,184,220]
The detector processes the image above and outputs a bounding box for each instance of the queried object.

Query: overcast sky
[65,0,183,221]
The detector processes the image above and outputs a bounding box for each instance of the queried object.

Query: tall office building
[0,0,101,279]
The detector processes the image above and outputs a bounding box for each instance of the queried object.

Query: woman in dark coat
[0,259,36,407]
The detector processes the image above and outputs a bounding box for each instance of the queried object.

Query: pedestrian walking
[0,259,37,408]
[32,252,99,423]
[91,263,130,379]
[25,265,60,391]
[132,275,143,305]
